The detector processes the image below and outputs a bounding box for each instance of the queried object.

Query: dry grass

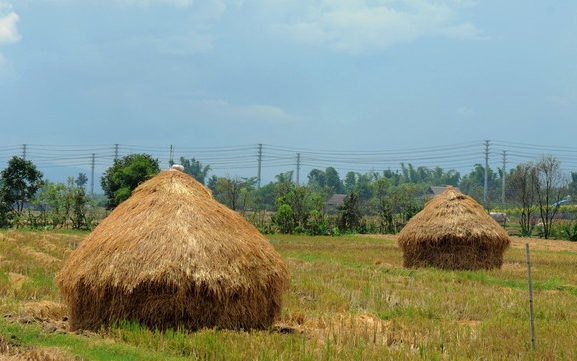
[1,230,577,360]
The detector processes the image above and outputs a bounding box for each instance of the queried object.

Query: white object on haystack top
[171,164,185,172]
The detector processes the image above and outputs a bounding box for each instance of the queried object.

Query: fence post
[526,243,536,350]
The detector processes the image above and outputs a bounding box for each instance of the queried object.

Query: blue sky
[1,0,576,185]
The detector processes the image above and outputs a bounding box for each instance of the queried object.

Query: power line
[0,141,576,189]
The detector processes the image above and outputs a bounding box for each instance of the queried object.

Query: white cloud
[0,4,20,44]
[273,0,482,54]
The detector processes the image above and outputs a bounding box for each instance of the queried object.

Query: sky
[1,0,576,186]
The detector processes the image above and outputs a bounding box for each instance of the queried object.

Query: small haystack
[397,186,510,270]
[56,169,289,332]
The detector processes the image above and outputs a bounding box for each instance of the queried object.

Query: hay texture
[56,170,289,332]
[397,186,510,270]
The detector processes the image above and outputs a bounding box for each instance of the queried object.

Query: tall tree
[75,173,88,188]
[0,156,44,220]
[344,171,357,193]
[307,169,327,188]
[101,153,160,210]
[325,167,344,194]
[507,163,537,236]
[533,155,569,239]
[338,192,363,233]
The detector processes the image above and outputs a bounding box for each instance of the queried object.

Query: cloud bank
[272,0,482,54]
[0,3,20,44]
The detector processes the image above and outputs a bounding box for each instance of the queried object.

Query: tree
[215,176,256,212]
[272,184,324,234]
[275,171,294,184]
[568,172,577,201]
[37,180,68,228]
[459,164,499,205]
[533,155,569,239]
[101,154,160,210]
[337,191,363,233]
[66,177,91,230]
[325,167,344,194]
[174,157,211,185]
[76,173,88,188]
[0,156,44,226]
[372,178,395,233]
[307,169,327,188]
[344,171,357,193]
[507,163,537,236]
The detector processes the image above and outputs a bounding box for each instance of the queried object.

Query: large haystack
[397,186,510,270]
[56,169,289,332]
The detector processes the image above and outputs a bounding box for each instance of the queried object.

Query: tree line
[1,153,576,239]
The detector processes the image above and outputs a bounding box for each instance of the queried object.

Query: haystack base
[67,281,281,332]
[402,241,504,270]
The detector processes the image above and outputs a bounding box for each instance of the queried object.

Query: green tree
[337,191,363,233]
[215,176,256,212]
[344,171,357,193]
[174,157,211,185]
[66,177,91,230]
[459,164,499,205]
[307,169,327,188]
[76,173,88,188]
[325,167,344,194]
[101,153,160,210]
[353,172,377,201]
[37,180,68,228]
[372,178,395,233]
[0,156,44,227]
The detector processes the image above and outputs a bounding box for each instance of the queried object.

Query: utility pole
[296,153,301,186]
[169,145,174,167]
[90,153,95,197]
[484,140,490,205]
[257,144,262,188]
[501,150,507,204]
[114,144,119,160]
[22,144,27,160]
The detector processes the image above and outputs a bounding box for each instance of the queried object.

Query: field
[1,230,577,360]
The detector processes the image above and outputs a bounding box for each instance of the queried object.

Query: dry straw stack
[56,168,289,332]
[397,186,510,270]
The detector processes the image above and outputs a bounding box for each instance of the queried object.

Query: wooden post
[526,243,536,350]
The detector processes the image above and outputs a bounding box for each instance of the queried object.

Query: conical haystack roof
[397,186,510,270]
[56,169,289,332]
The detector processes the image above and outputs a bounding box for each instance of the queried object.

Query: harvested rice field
[1,230,577,360]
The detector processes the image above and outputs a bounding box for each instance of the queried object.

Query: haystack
[56,169,289,332]
[397,186,510,270]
